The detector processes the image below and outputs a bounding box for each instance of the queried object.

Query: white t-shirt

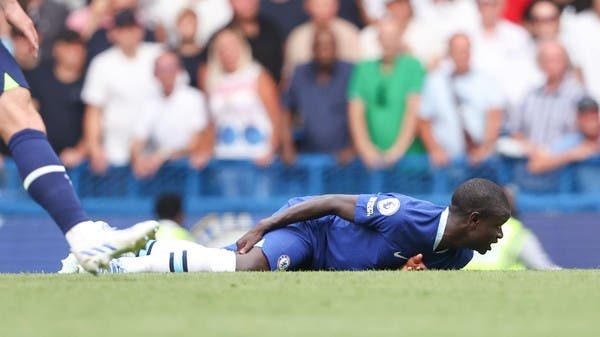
[134,80,208,155]
[568,11,600,102]
[468,20,543,110]
[81,43,164,165]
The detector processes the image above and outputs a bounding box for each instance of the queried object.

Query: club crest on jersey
[277,255,291,271]
[366,196,377,216]
[377,198,400,216]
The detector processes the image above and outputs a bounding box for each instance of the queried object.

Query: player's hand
[236,227,264,254]
[401,253,427,271]
[3,0,38,57]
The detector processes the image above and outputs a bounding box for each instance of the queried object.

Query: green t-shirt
[348,55,426,152]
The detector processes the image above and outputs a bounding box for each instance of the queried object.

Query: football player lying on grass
[60,178,509,273]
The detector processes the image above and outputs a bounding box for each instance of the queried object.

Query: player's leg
[110,227,312,273]
[114,240,239,273]
[0,44,157,273]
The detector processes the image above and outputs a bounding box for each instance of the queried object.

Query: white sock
[65,221,103,248]
[119,244,237,273]
[143,240,203,256]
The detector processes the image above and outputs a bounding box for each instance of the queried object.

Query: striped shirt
[507,75,585,147]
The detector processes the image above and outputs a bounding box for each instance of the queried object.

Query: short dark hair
[450,178,510,220]
[154,193,183,220]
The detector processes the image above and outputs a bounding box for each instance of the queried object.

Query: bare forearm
[83,105,103,153]
[255,195,358,234]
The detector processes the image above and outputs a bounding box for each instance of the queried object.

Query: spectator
[82,8,163,173]
[469,0,541,109]
[502,40,585,157]
[411,0,480,70]
[20,0,69,62]
[85,0,156,63]
[526,0,563,42]
[281,28,354,164]
[139,0,190,44]
[172,8,204,88]
[419,33,504,167]
[283,0,360,81]
[193,0,233,45]
[202,29,280,166]
[528,96,600,173]
[568,0,600,102]
[348,17,425,169]
[359,0,443,70]
[66,0,113,41]
[259,0,308,38]
[360,0,411,61]
[130,51,210,179]
[154,193,195,242]
[223,0,284,83]
[26,30,88,168]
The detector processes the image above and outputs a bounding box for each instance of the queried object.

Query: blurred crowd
[1,0,600,179]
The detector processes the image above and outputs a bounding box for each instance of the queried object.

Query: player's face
[468,214,507,255]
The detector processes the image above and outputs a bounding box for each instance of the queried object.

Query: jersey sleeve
[354,193,406,232]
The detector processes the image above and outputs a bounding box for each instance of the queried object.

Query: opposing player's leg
[0,44,157,273]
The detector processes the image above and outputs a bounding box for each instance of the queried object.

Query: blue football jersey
[294,193,473,270]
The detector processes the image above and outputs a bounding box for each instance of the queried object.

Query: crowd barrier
[1,154,600,214]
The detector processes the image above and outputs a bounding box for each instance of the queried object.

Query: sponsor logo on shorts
[377,198,400,216]
[277,255,291,271]
[366,196,377,216]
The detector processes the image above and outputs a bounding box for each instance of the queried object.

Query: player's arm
[1,0,38,56]
[237,195,358,253]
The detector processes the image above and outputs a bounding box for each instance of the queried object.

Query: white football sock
[142,240,203,256]
[118,244,236,273]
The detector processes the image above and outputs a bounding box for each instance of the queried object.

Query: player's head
[450,178,511,254]
[230,0,260,21]
[154,193,184,225]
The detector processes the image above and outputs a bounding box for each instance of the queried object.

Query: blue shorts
[224,196,317,271]
[0,42,29,94]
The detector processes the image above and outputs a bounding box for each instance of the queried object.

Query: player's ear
[468,212,480,228]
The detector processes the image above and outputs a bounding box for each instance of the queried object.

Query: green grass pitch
[1,271,598,337]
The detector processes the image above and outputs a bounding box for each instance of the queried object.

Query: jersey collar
[433,207,449,252]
